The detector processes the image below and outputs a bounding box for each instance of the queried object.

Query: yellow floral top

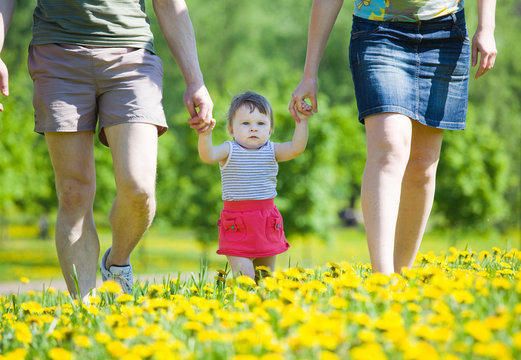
[354,0,464,21]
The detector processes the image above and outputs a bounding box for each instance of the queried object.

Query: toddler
[197,91,309,279]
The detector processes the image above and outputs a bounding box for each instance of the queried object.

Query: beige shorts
[28,43,168,146]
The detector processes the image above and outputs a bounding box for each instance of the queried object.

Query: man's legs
[102,123,158,269]
[394,120,444,272]
[45,132,98,298]
[362,113,412,275]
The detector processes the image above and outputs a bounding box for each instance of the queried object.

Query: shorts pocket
[351,18,384,40]
[218,213,246,242]
[265,209,284,244]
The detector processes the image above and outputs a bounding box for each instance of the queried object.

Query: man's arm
[152,0,213,132]
[472,0,497,79]
[0,0,16,111]
[289,0,344,121]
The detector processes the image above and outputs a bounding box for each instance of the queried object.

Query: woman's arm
[472,0,497,79]
[289,0,344,121]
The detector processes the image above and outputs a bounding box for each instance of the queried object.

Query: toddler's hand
[294,100,312,122]
[198,118,216,135]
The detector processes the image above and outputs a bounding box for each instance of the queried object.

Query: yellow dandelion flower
[407,303,422,313]
[318,333,340,350]
[147,284,164,297]
[492,277,511,290]
[451,290,474,304]
[114,326,139,340]
[328,296,348,309]
[404,341,439,360]
[120,354,141,360]
[320,351,340,360]
[260,354,285,360]
[107,341,128,358]
[94,332,111,344]
[492,247,502,255]
[13,322,32,345]
[374,310,403,331]
[464,320,492,342]
[130,344,154,358]
[197,329,221,342]
[513,332,521,349]
[358,329,376,342]
[20,277,30,284]
[100,280,123,294]
[441,355,461,360]
[485,315,509,330]
[74,334,91,348]
[116,294,134,303]
[4,349,27,360]
[49,347,73,360]
[232,355,258,360]
[21,301,43,314]
[236,275,256,287]
[473,341,512,359]
[284,267,304,280]
[183,321,204,331]
[350,342,387,360]
[255,265,271,272]
[349,312,372,327]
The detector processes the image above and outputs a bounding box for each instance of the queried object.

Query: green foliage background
[0,0,519,244]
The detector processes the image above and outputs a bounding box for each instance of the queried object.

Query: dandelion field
[1,247,520,360]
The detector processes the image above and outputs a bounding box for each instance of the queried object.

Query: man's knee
[56,178,96,212]
[117,179,156,210]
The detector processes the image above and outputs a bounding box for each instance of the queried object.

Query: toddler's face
[228,105,272,149]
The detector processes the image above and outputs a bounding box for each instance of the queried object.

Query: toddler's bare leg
[253,255,277,272]
[226,256,255,279]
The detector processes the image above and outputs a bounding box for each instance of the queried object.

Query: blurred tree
[0,0,518,244]
[436,105,510,231]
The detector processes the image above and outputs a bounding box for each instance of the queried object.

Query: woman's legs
[362,113,444,274]
[394,120,444,272]
[362,113,412,274]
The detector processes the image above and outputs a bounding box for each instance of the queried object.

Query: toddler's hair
[227,91,274,131]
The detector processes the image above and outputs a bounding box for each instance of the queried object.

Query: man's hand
[0,58,9,112]
[185,83,214,133]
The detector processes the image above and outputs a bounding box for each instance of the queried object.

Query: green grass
[0,226,518,282]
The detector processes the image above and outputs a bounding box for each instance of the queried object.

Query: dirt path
[0,274,179,295]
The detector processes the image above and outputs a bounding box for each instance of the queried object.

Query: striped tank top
[220,141,278,201]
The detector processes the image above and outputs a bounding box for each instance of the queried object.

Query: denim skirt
[349,10,470,130]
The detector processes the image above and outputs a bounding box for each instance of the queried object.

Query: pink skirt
[217,199,289,257]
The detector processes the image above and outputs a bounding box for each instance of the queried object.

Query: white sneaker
[99,247,133,294]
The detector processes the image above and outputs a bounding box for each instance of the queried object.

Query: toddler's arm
[198,120,230,164]
[274,105,309,162]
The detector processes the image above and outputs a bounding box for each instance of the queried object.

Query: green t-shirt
[354,0,464,21]
[31,0,155,53]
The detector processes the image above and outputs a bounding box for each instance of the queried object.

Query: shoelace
[110,271,132,293]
